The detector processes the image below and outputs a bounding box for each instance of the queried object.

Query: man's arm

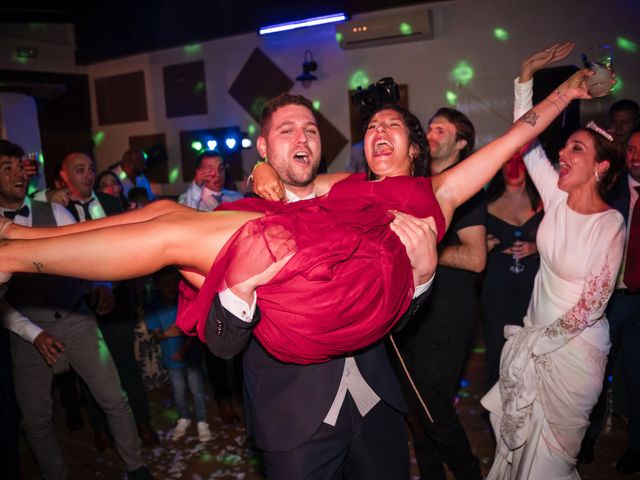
[204,292,260,359]
[0,298,65,364]
[438,224,487,272]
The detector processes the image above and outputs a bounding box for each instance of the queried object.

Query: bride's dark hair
[363,104,430,180]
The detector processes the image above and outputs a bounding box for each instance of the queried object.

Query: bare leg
[0,210,263,281]
[4,200,189,240]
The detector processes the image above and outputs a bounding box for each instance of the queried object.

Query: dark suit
[206,290,430,478]
[584,171,640,449]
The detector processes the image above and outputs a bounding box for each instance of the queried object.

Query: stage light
[191,140,203,151]
[225,138,237,149]
[259,13,347,35]
[241,137,252,149]
[207,139,218,150]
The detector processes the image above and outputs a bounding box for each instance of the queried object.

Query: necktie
[70,198,95,221]
[4,205,30,220]
[623,186,640,291]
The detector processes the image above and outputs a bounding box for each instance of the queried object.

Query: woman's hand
[520,42,575,83]
[389,211,438,287]
[487,234,500,252]
[252,162,286,201]
[502,240,538,260]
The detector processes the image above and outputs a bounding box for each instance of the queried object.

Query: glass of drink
[581,45,613,98]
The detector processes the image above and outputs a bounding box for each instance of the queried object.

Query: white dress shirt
[0,197,76,343]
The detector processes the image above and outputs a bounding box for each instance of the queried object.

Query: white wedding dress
[481,78,626,479]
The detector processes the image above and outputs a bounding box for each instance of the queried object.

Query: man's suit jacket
[65,191,123,221]
[605,170,632,221]
[206,290,431,452]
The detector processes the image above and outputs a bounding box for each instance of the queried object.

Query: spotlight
[206,139,218,150]
[191,140,203,151]
[241,137,252,149]
[225,137,237,150]
[296,50,318,85]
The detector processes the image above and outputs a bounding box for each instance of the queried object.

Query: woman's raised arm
[432,66,594,223]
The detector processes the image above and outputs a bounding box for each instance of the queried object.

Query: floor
[19,345,634,479]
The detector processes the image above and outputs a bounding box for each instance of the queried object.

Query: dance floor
[19,344,631,479]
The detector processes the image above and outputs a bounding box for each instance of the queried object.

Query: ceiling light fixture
[259,13,347,35]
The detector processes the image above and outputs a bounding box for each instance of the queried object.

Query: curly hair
[362,104,430,179]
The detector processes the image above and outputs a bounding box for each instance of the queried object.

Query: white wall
[4,0,639,195]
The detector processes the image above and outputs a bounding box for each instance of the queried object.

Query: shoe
[66,409,84,431]
[577,437,595,464]
[94,430,114,451]
[137,422,159,447]
[171,418,191,441]
[616,446,640,474]
[126,465,155,480]
[217,398,240,424]
[197,421,212,442]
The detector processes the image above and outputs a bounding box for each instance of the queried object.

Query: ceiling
[1,1,435,64]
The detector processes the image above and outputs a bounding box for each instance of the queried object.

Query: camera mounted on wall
[351,77,400,116]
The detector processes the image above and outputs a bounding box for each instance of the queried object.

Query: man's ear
[59,169,69,185]
[454,138,468,154]
[256,136,267,158]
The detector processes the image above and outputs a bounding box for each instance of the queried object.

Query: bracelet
[247,158,268,187]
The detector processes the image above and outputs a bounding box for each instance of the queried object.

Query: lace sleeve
[532,215,625,356]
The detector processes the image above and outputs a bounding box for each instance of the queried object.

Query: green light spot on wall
[247,124,257,137]
[617,37,638,53]
[312,100,321,111]
[611,75,624,94]
[191,141,203,151]
[194,81,205,93]
[446,91,458,106]
[169,167,180,184]
[250,97,269,119]
[349,70,370,90]
[118,170,127,181]
[184,43,202,55]
[451,60,475,86]
[399,22,412,36]
[28,184,38,196]
[92,131,105,146]
[493,28,509,41]
[335,32,343,43]
[12,55,28,65]
[29,23,46,30]
[38,152,44,165]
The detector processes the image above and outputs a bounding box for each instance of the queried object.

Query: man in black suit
[579,128,640,473]
[204,94,438,479]
[56,151,158,449]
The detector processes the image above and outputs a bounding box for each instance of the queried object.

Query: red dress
[177,173,445,364]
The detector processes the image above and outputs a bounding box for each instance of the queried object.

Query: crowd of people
[0,42,638,480]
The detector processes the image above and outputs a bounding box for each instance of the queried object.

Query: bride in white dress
[482,43,626,479]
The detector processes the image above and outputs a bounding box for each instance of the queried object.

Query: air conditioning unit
[336,5,433,50]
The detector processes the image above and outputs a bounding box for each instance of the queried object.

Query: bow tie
[4,205,30,220]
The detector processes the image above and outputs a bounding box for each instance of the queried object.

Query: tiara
[586,121,613,142]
